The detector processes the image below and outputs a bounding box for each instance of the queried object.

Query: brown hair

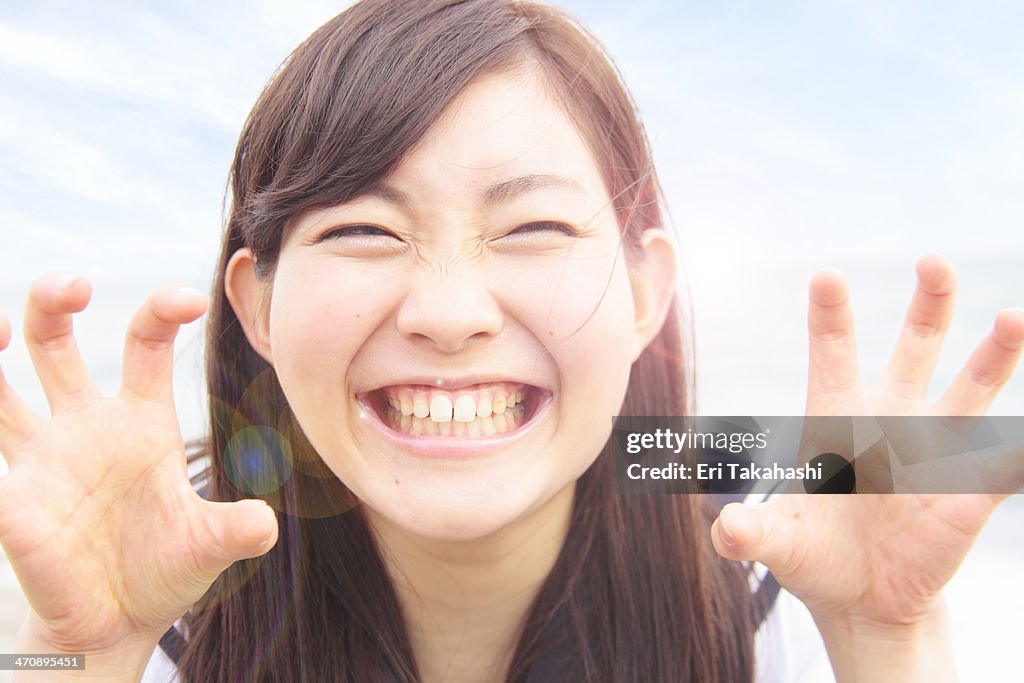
[179,1,755,680]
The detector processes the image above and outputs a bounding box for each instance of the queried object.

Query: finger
[1,315,46,457]
[120,286,208,403]
[711,499,809,577]
[807,268,860,396]
[978,442,1024,503]
[23,273,101,414]
[883,255,956,399]
[191,498,278,584]
[792,414,853,470]
[937,309,1024,416]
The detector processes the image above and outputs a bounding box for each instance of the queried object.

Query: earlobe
[629,228,679,362]
[224,248,274,364]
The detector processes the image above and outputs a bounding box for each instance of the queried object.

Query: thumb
[195,498,279,576]
[711,500,804,577]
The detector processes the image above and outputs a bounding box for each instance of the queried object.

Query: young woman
[2,1,1021,681]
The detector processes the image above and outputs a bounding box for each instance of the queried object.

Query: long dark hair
[179,1,755,680]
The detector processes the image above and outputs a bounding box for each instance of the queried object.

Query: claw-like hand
[0,274,278,656]
[710,255,1024,631]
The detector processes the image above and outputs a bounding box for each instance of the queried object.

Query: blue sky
[0,0,1022,425]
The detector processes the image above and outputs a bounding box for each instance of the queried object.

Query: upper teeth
[383,383,526,423]
[453,395,475,422]
[430,394,454,422]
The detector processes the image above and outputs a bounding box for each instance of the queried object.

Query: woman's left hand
[709,255,1024,677]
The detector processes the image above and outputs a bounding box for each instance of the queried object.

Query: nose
[395,259,504,353]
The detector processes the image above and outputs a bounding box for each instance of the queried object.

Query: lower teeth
[385,404,527,436]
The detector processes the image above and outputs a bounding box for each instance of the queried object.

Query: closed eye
[317,225,402,242]
[503,221,579,238]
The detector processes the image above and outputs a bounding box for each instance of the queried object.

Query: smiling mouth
[361,381,547,438]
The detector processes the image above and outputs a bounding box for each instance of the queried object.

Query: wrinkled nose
[395,262,503,353]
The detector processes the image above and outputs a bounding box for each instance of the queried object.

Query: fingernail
[55,273,78,291]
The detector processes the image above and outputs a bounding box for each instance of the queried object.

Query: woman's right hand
[0,273,278,658]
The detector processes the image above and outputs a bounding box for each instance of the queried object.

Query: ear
[628,228,678,362]
[224,248,274,364]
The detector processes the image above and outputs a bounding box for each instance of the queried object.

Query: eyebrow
[363,173,584,207]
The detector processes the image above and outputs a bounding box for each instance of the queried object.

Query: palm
[5,399,196,643]
[712,255,1024,628]
[0,275,277,653]
[751,493,994,626]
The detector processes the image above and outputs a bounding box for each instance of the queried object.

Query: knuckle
[885,378,925,402]
[186,508,226,579]
[28,272,56,294]
[119,386,168,406]
[813,381,856,397]
[146,287,184,324]
[54,386,101,413]
[27,273,69,310]
[127,303,181,343]
[810,327,848,343]
[968,365,1003,390]
[29,329,76,354]
[990,329,1023,353]
[130,333,176,353]
[907,319,944,339]
[0,498,10,540]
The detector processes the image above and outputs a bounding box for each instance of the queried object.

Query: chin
[361,470,560,543]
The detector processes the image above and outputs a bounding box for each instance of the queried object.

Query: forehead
[385,69,610,207]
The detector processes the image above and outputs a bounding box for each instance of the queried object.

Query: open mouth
[360,381,549,439]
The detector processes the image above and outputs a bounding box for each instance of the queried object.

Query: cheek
[495,244,637,378]
[500,230,631,334]
[554,268,635,418]
[267,260,405,406]
[497,247,636,454]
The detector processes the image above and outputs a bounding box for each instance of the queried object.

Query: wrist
[13,617,159,683]
[813,600,957,683]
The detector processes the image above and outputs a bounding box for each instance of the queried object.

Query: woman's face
[236,70,659,541]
